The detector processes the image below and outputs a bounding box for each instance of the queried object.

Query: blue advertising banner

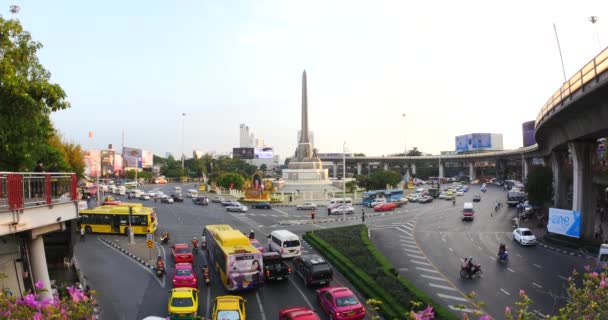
[548,208,581,238]
[455,133,493,152]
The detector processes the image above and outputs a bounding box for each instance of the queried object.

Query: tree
[355,175,371,190]
[354,153,366,157]
[525,165,553,206]
[406,147,422,157]
[218,173,245,190]
[368,170,402,190]
[47,130,85,178]
[125,170,152,180]
[260,164,268,172]
[0,17,70,171]
[346,180,358,193]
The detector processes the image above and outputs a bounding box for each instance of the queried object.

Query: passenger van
[174,186,182,194]
[117,186,126,195]
[463,202,474,221]
[328,197,352,209]
[186,189,198,198]
[267,230,302,258]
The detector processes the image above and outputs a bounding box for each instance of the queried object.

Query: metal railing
[536,47,608,128]
[0,172,78,212]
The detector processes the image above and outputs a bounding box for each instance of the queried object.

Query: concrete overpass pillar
[332,162,337,179]
[411,163,417,175]
[383,163,388,171]
[29,235,52,300]
[438,161,444,178]
[522,158,530,181]
[551,151,569,209]
[570,141,597,241]
[356,163,362,175]
[469,162,476,181]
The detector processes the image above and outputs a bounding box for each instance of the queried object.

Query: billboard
[522,121,536,147]
[142,150,153,168]
[254,147,274,159]
[233,148,254,159]
[114,154,123,173]
[455,133,493,152]
[547,208,581,238]
[86,150,101,177]
[100,150,115,176]
[123,147,142,168]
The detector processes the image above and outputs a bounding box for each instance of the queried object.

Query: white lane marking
[403,248,422,254]
[449,306,475,313]
[489,256,496,261]
[416,267,440,274]
[255,291,267,320]
[558,275,568,281]
[410,260,432,266]
[448,248,453,252]
[402,225,414,231]
[532,282,542,289]
[442,238,447,243]
[500,288,511,296]
[477,246,482,250]
[437,293,469,302]
[429,283,458,291]
[399,236,412,240]
[272,208,289,217]
[507,268,515,273]
[406,253,426,260]
[288,276,315,309]
[533,264,542,269]
[406,222,415,228]
[400,239,417,245]
[402,244,419,249]
[421,274,448,281]
[533,310,546,318]
[397,229,414,237]
[205,285,211,320]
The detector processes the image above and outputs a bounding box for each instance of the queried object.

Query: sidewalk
[98,234,161,268]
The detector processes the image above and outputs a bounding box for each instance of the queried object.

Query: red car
[250,238,265,253]
[171,244,193,264]
[316,287,366,320]
[172,263,197,288]
[373,202,397,212]
[279,307,321,320]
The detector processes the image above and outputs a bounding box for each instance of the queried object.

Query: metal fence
[0,172,77,211]
[0,175,7,211]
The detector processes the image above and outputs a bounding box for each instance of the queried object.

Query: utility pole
[589,16,602,51]
[181,113,186,170]
[402,113,407,155]
[553,23,567,83]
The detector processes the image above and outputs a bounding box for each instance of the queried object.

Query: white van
[463,202,474,220]
[174,186,182,194]
[186,189,198,198]
[328,197,353,209]
[117,186,126,195]
[267,230,302,258]
[597,244,608,270]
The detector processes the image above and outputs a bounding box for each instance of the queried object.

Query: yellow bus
[203,225,263,291]
[79,205,158,235]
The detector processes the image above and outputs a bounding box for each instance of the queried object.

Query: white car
[330,205,355,215]
[513,228,536,246]
[148,192,156,197]
[456,191,464,196]
[296,202,317,210]
[139,193,150,200]
[369,199,386,208]
[438,192,446,199]
[226,203,248,213]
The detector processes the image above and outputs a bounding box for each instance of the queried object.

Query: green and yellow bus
[79,205,157,235]
[203,224,263,291]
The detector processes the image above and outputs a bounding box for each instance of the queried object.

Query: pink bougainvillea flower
[519,289,526,296]
[33,311,44,320]
[505,306,512,314]
[480,315,493,320]
[35,281,45,290]
[600,278,607,288]
[589,272,599,278]
[414,306,435,320]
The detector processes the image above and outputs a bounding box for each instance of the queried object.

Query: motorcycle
[497,251,508,263]
[192,240,199,253]
[460,264,483,278]
[160,235,169,245]
[202,267,211,286]
[201,240,207,250]
[156,264,165,277]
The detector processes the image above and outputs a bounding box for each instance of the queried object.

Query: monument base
[282,168,329,181]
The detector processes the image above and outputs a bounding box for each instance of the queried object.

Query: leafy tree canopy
[525,165,553,206]
[406,147,422,157]
[218,173,245,190]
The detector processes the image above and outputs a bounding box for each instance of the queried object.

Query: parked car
[167,288,198,319]
[316,287,366,320]
[172,244,193,264]
[193,196,209,205]
[330,205,354,215]
[297,202,317,210]
[293,254,333,287]
[472,195,481,202]
[172,263,197,288]
[251,202,272,209]
[279,307,321,320]
[161,196,174,204]
[211,295,246,320]
[407,194,419,202]
[171,193,184,202]
[226,203,248,213]
[262,252,291,281]
[513,228,536,246]
[373,202,398,212]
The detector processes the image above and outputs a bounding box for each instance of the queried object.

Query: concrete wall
[0,236,26,298]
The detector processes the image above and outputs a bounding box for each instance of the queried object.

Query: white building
[193,150,204,159]
[239,124,255,148]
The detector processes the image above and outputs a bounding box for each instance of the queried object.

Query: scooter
[161,235,169,245]
[497,251,508,263]
[202,267,211,286]
[192,240,199,253]
[156,265,165,277]
[460,265,483,278]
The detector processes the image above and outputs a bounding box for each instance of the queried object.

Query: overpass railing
[536,47,608,128]
[0,172,78,212]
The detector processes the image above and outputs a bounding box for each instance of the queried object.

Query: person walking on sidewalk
[80,226,86,242]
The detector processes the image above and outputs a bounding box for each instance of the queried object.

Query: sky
[8,0,608,160]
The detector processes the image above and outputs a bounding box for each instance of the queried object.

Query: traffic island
[279,209,404,225]
[99,235,161,270]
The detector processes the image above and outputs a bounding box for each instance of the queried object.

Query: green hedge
[544,233,600,254]
[304,225,459,320]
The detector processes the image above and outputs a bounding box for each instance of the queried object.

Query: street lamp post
[402,113,406,155]
[181,113,186,170]
[589,16,602,51]
[343,142,347,221]
[88,132,101,206]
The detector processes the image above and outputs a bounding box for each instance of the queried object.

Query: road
[75,184,371,320]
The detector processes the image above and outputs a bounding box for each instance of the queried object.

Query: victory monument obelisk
[281,71,330,186]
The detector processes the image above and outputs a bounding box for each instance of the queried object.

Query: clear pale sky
[10,0,608,159]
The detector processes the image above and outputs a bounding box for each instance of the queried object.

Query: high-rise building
[297,130,314,147]
[239,124,255,148]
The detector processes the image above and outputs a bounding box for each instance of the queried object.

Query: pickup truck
[262,252,291,281]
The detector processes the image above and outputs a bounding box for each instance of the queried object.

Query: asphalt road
[75,183,372,320]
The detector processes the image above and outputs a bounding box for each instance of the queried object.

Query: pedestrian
[361,209,366,223]
[34,161,45,172]
[80,226,86,242]
[49,161,59,172]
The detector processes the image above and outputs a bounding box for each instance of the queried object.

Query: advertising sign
[227,253,263,291]
[233,148,254,159]
[87,150,101,177]
[455,133,493,152]
[522,121,536,147]
[100,150,115,176]
[254,147,274,159]
[114,154,123,173]
[142,150,153,168]
[123,147,142,168]
[548,208,581,238]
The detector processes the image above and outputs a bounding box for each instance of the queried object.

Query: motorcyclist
[465,256,475,274]
[202,265,210,284]
[249,230,255,240]
[192,237,199,249]
[161,231,169,244]
[156,255,165,274]
[201,234,207,249]
[452,199,456,206]
[498,243,507,260]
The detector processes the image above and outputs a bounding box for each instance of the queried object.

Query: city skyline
[9,1,605,158]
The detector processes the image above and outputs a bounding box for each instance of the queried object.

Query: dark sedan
[193,196,208,205]
[171,193,184,202]
[473,195,481,202]
[251,202,272,209]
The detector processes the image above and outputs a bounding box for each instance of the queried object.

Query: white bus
[328,197,352,209]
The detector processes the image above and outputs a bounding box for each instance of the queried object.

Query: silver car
[330,205,354,215]
[296,202,317,210]
[226,203,248,213]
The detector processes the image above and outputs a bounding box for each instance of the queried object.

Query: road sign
[146,239,154,248]
[146,233,153,241]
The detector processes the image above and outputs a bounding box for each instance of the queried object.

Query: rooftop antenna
[9,5,20,19]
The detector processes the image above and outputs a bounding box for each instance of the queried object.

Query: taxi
[172,243,193,264]
[167,287,199,319]
[211,295,246,320]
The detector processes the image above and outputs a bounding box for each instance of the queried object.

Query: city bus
[203,224,263,291]
[362,189,404,207]
[79,205,157,235]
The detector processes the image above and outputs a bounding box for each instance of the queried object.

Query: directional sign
[146,239,154,248]
[146,233,153,241]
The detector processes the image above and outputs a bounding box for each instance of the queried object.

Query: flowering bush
[0,276,97,320]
